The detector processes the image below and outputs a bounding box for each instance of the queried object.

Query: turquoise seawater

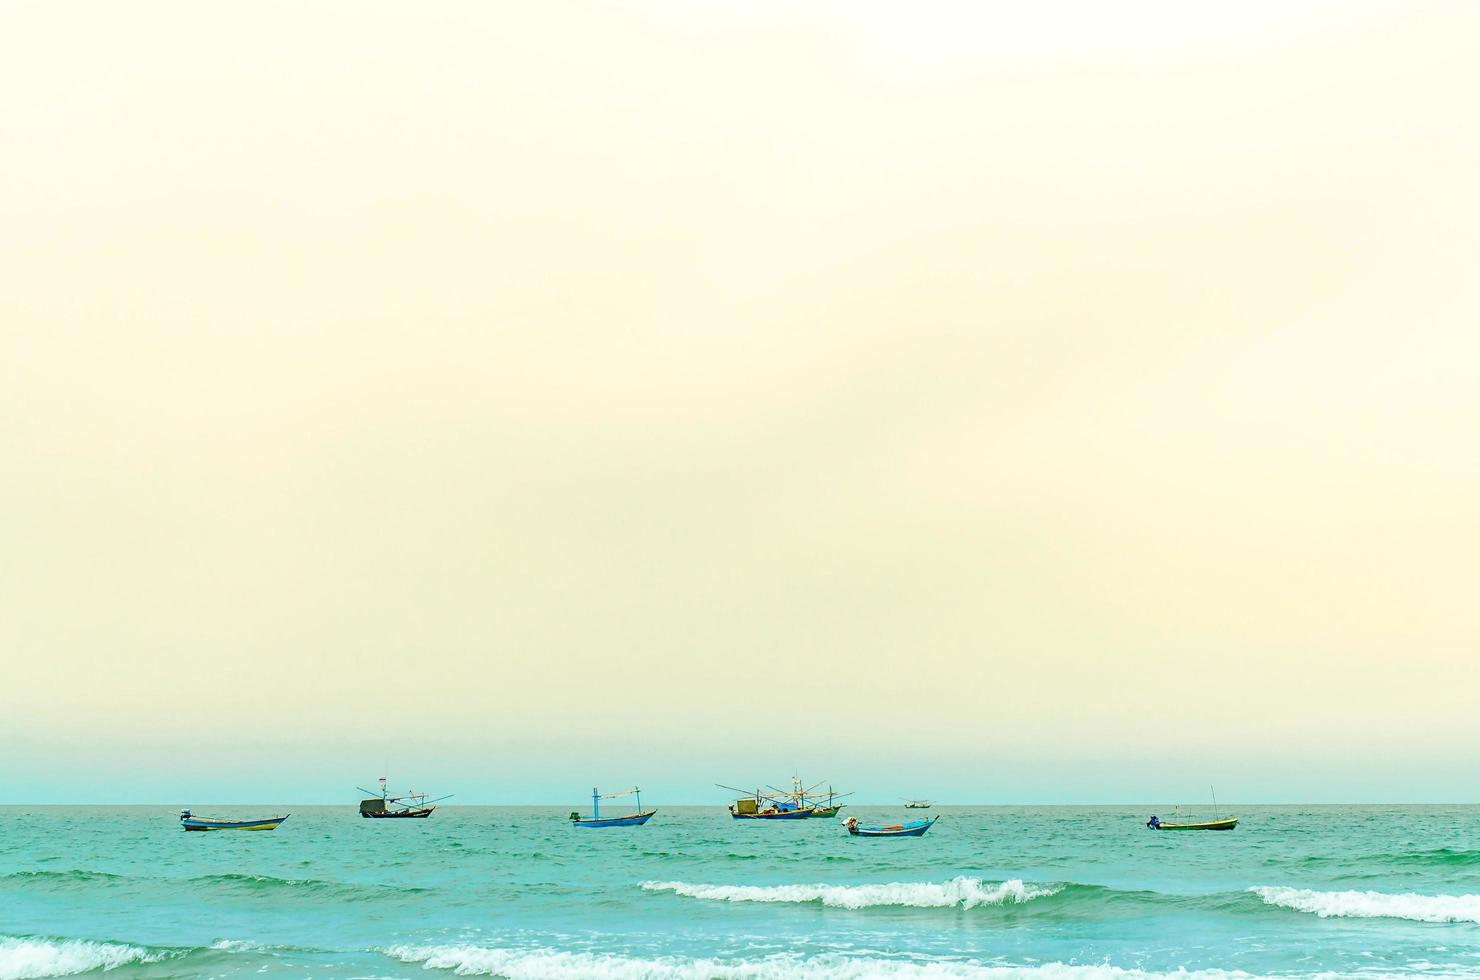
[4,805,1480,978]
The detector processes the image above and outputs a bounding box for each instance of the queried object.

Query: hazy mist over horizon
[4,1,1480,805]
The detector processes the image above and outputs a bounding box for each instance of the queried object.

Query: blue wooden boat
[569,787,656,827]
[179,809,288,831]
[729,802,812,819]
[844,815,938,837]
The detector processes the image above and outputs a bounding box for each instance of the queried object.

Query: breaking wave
[386,945,1266,979]
[639,876,1060,909]
[1251,886,1480,923]
[0,937,166,979]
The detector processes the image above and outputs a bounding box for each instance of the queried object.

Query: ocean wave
[386,945,1284,979]
[0,870,126,889]
[1297,848,1480,870]
[0,937,164,979]
[1,868,427,903]
[1251,886,1480,923]
[639,876,1060,909]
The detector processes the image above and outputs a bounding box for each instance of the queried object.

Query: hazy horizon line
[9,800,1480,808]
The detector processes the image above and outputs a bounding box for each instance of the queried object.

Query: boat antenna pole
[593,787,600,822]
[1211,785,1219,819]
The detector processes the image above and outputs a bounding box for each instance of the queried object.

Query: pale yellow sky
[3,2,1478,801]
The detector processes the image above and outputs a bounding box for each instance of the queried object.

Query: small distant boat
[903,799,933,809]
[1148,815,1239,831]
[1147,786,1238,831]
[570,786,656,828]
[845,815,938,838]
[179,809,287,832]
[358,776,451,819]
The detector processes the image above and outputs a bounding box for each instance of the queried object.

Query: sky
[2,1,1479,805]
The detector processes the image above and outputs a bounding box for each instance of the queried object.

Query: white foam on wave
[0,937,161,979]
[1251,886,1480,923]
[639,876,1059,909]
[386,945,1266,980]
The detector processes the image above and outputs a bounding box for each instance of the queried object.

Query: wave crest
[0,937,163,979]
[1251,886,1480,923]
[387,945,1268,979]
[640,876,1059,909]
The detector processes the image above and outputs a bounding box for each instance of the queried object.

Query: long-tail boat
[179,809,288,831]
[844,815,938,838]
[569,786,656,827]
[358,776,451,818]
[1149,816,1239,831]
[1147,787,1238,831]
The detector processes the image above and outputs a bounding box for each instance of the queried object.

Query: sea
[4,805,1480,978]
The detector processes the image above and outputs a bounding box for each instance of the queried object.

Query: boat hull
[181,816,288,831]
[807,806,843,818]
[1155,818,1239,831]
[571,810,657,828]
[729,807,811,820]
[847,817,938,838]
[362,807,435,818]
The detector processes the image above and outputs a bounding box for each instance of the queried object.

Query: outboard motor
[179,809,192,821]
[1147,815,1160,829]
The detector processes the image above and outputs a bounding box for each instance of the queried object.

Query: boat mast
[592,787,600,821]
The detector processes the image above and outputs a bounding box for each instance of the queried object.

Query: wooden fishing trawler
[797,781,852,818]
[358,777,451,819]
[569,786,657,827]
[719,775,852,819]
[844,815,938,838]
[903,799,933,809]
[719,783,812,820]
[179,809,288,831]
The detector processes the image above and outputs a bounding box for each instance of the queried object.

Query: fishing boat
[726,797,813,819]
[358,777,451,818]
[1147,787,1238,831]
[844,815,938,837]
[801,783,852,818]
[179,809,288,831]
[719,783,813,820]
[903,799,933,809]
[763,775,852,818]
[1148,816,1239,831]
[569,787,656,827]
[719,777,850,819]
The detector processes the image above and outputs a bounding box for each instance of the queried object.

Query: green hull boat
[1152,817,1239,831]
